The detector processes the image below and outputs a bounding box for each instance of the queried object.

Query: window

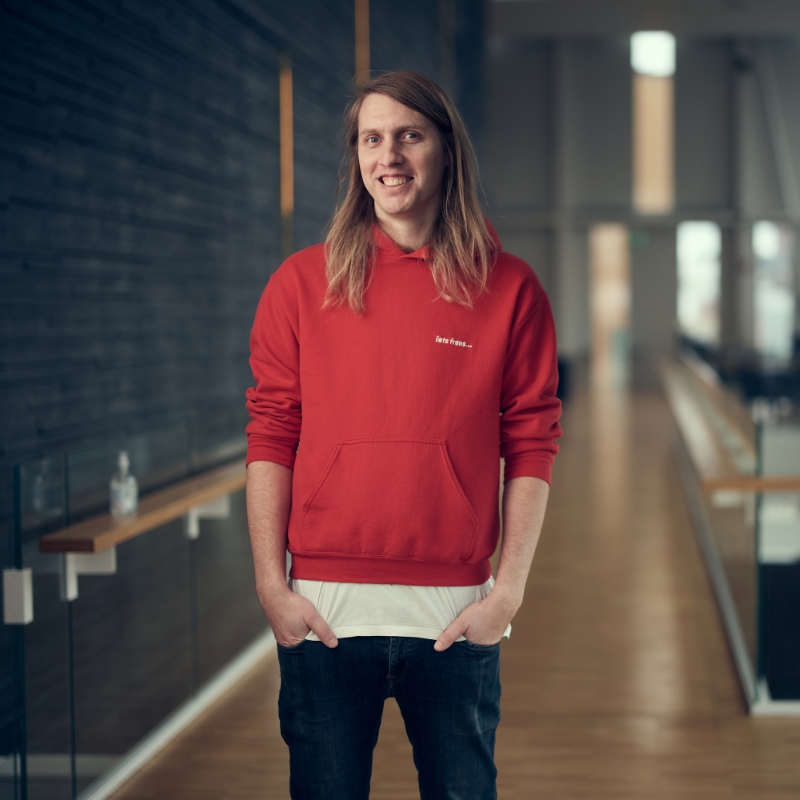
[753,221,796,362]
[631,32,675,78]
[590,223,631,387]
[631,32,675,215]
[677,222,721,345]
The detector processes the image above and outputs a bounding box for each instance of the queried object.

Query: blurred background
[2,1,800,798]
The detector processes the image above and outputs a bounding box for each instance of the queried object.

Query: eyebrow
[358,123,426,137]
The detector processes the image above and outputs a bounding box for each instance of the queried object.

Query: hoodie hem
[290,554,491,586]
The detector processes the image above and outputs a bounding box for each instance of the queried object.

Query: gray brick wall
[0,0,484,760]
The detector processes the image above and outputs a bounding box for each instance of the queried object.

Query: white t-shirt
[291,576,512,642]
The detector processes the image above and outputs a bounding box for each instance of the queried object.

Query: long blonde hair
[324,71,496,312]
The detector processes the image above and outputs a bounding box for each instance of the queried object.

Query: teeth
[382,177,409,186]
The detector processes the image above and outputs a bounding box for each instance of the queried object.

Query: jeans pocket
[462,639,501,651]
[277,638,308,653]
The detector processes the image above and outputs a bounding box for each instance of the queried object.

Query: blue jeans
[277,636,501,799]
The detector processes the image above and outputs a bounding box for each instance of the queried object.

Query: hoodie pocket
[302,440,478,562]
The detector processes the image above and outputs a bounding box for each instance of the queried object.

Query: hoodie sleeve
[500,286,563,485]
[245,266,302,469]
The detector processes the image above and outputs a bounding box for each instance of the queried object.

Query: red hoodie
[246,224,562,586]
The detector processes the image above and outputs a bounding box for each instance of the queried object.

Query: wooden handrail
[660,358,800,493]
[678,350,757,461]
[39,459,247,554]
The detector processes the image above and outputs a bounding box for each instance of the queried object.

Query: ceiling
[490,0,800,37]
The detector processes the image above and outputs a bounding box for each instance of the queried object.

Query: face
[356,93,448,227]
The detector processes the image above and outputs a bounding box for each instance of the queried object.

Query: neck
[374,208,439,253]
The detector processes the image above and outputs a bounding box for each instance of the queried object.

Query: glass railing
[3,410,269,799]
[691,458,760,695]
[667,353,800,710]
[755,415,800,703]
[14,407,249,543]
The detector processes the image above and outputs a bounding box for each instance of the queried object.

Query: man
[245,71,562,799]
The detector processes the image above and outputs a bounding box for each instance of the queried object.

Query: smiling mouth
[380,176,411,186]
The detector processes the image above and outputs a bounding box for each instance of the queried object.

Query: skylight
[631,31,676,77]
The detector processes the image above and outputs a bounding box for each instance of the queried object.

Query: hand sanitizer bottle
[110,451,138,517]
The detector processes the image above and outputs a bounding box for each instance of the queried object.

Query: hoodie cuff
[245,438,296,470]
[503,452,553,485]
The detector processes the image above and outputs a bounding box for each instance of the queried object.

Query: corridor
[108,388,800,799]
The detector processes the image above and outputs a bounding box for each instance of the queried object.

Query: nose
[378,138,402,167]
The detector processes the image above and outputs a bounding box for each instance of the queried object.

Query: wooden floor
[110,388,800,799]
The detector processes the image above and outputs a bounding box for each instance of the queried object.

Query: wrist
[489,582,523,615]
[257,576,292,603]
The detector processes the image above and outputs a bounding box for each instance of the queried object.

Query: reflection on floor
[110,389,800,799]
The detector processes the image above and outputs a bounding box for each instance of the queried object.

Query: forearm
[434,474,550,649]
[492,475,550,612]
[246,460,338,646]
[245,460,294,602]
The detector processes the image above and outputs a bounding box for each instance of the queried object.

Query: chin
[377,203,412,218]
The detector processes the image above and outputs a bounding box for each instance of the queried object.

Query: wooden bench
[660,358,800,493]
[39,459,247,554]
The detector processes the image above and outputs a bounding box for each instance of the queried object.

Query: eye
[404,131,420,140]
[366,135,379,144]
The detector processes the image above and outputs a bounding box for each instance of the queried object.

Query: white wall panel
[562,39,632,211]
[758,40,800,217]
[631,227,678,385]
[555,226,591,358]
[739,64,784,217]
[486,39,551,210]
[675,40,732,211]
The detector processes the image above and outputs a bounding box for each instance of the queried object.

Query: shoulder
[489,250,547,306]
[253,243,327,320]
[260,242,327,300]
[273,242,327,282]
[478,250,552,333]
[493,250,542,281]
